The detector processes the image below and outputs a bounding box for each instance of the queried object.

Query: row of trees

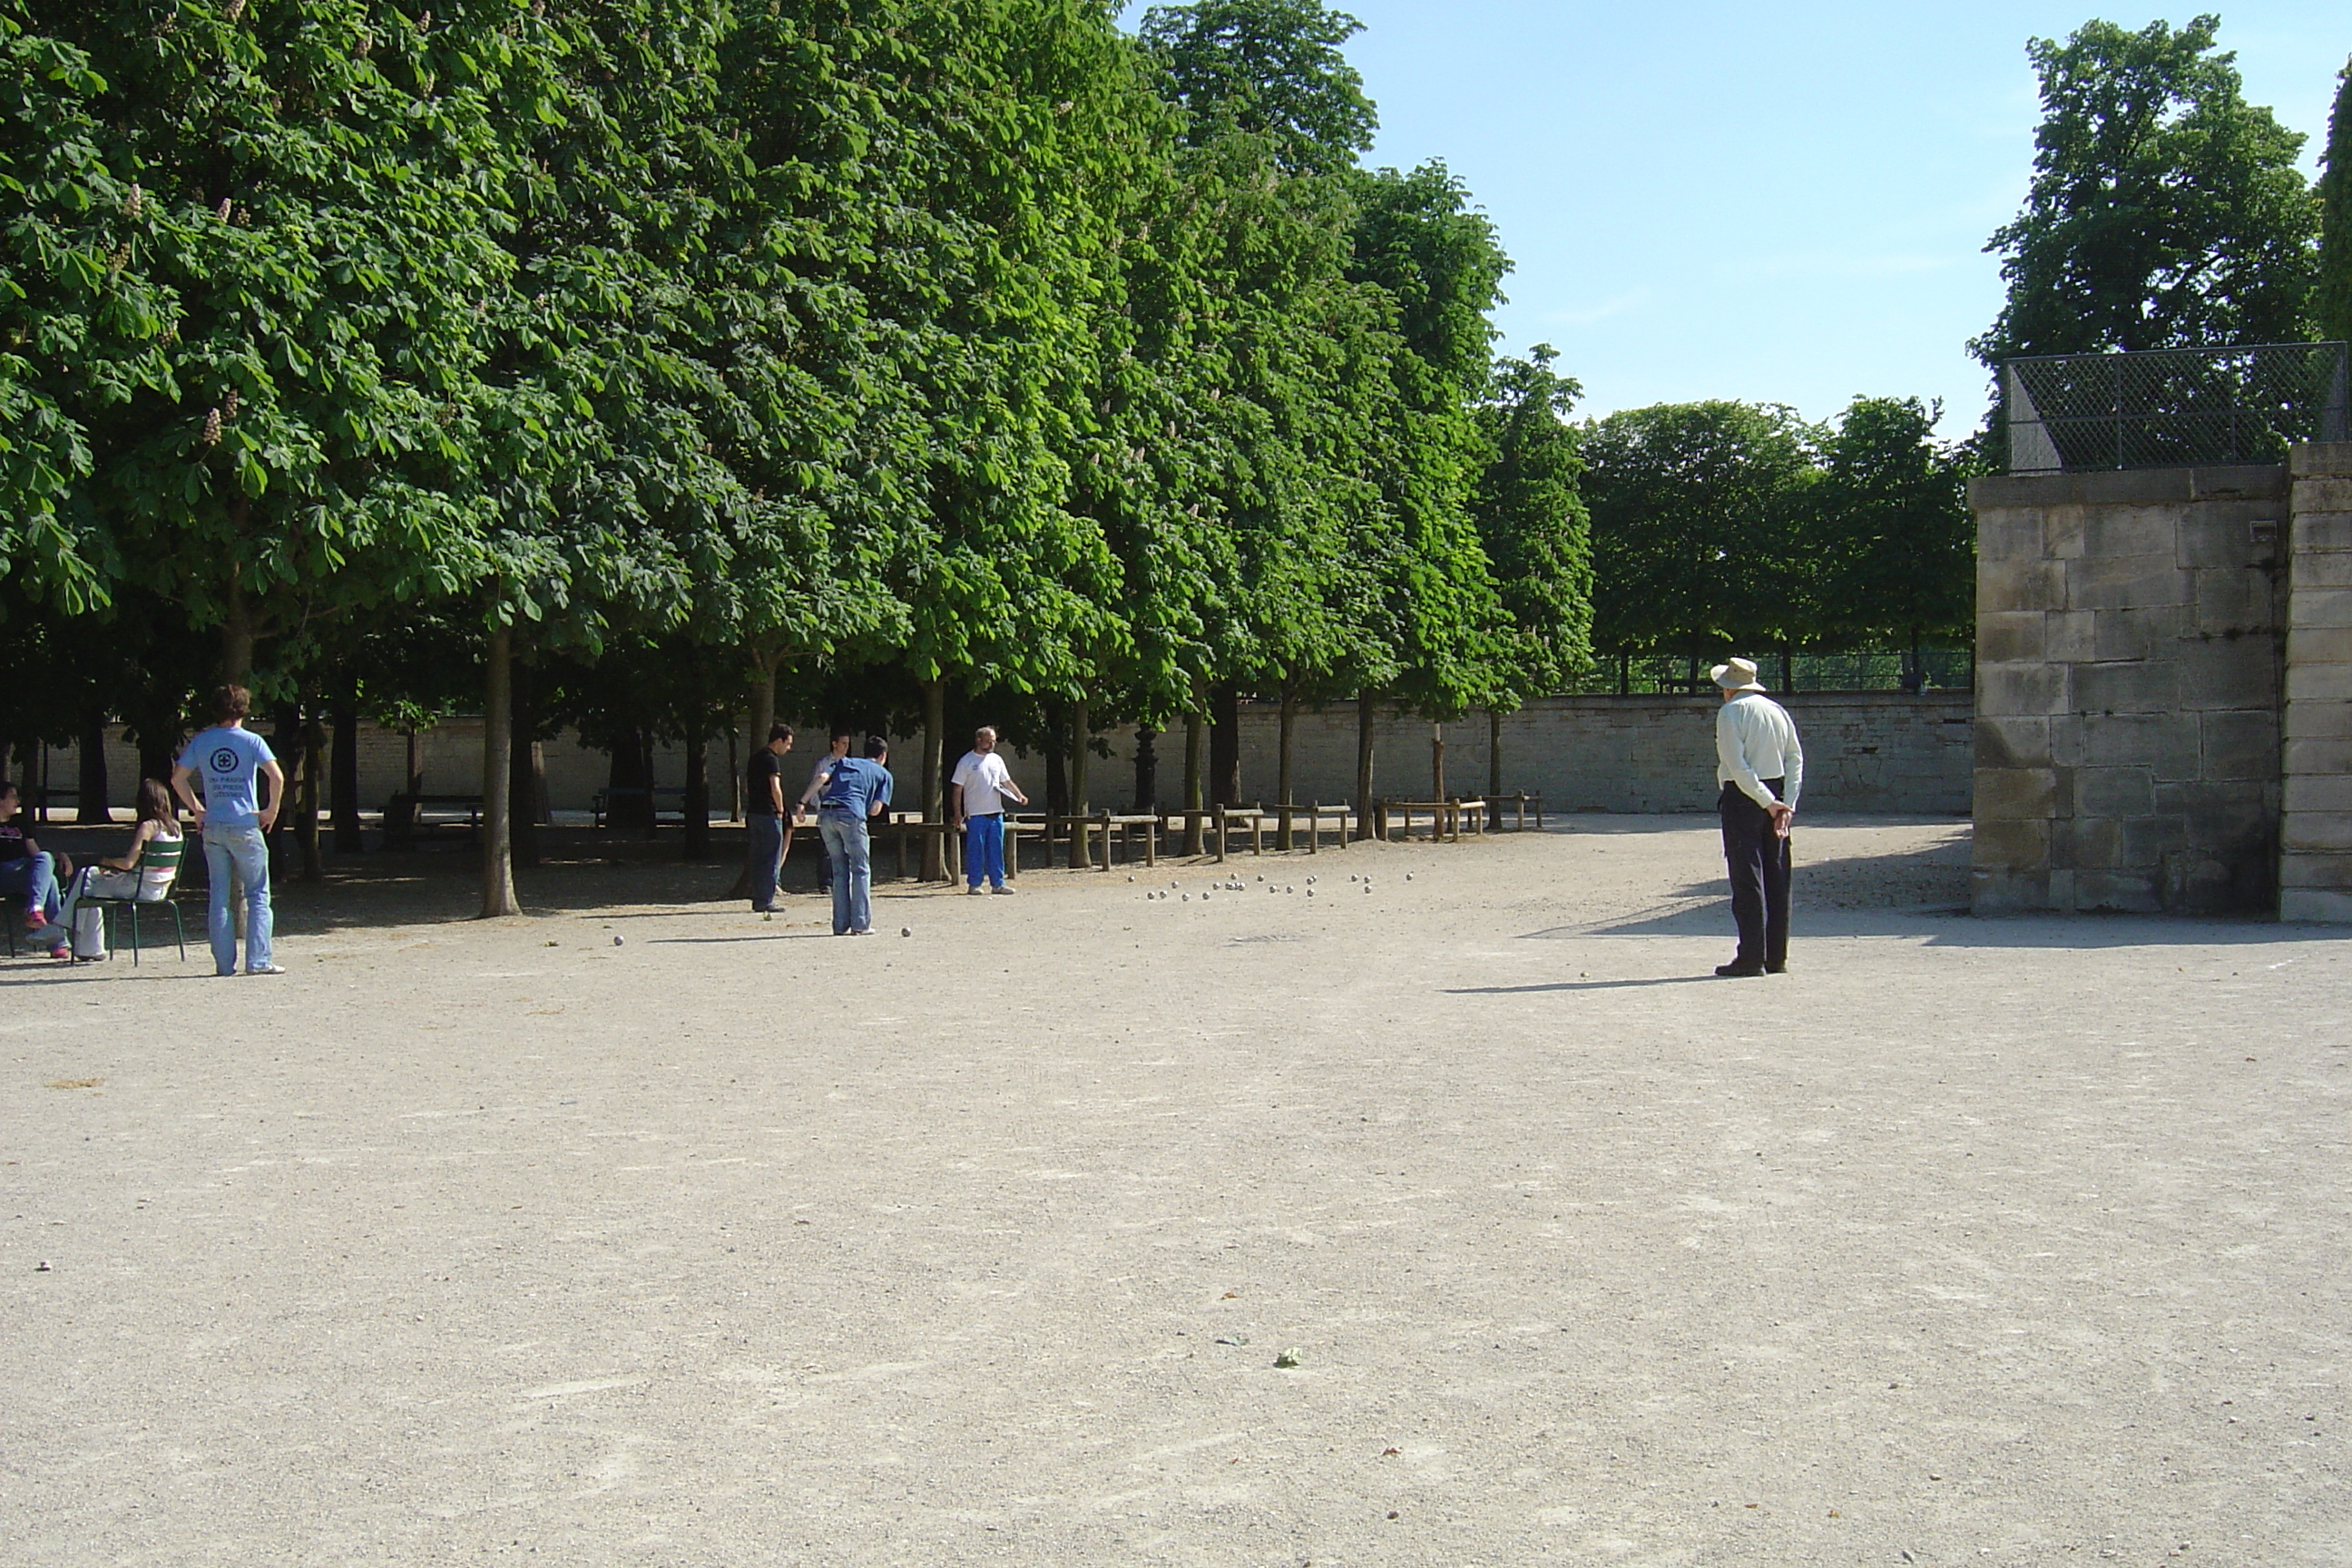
[0,0,1597,906]
[1583,397,1974,681]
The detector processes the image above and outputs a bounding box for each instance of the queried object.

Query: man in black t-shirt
[745,724,794,913]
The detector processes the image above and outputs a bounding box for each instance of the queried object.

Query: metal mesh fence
[2004,341,2349,475]
[1563,649,1973,696]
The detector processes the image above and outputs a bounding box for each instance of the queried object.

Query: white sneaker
[246,964,287,975]
[966,885,986,895]
[991,884,1016,895]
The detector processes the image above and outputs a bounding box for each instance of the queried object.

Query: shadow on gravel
[1446,975,1720,995]
[645,932,837,946]
[1529,902,2348,951]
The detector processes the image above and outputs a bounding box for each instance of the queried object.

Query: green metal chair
[83,837,190,965]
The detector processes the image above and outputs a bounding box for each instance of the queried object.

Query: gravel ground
[3,814,2347,1567]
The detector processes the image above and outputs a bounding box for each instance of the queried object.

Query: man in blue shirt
[171,684,288,976]
[799,733,893,936]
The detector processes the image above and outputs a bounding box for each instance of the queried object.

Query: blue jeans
[0,851,60,926]
[202,824,273,974]
[964,813,1006,888]
[747,814,783,910]
[818,812,871,934]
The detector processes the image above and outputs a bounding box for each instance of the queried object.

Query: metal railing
[1568,650,1973,696]
[2003,341,2349,475]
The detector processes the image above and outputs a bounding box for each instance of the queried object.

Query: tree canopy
[1972,14,2321,365]
[2320,55,2352,348]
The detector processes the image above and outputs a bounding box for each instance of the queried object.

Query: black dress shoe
[1714,961,1767,978]
[1765,962,1787,975]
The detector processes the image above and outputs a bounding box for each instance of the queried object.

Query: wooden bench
[1494,790,1545,831]
[1103,812,1161,868]
[1379,799,1488,843]
[384,792,484,848]
[1265,801,1352,853]
[591,786,690,829]
[877,815,956,882]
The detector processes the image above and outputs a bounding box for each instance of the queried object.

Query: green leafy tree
[1474,345,1592,705]
[1581,401,1819,668]
[57,0,517,688]
[1345,161,1513,799]
[1806,397,1975,680]
[0,16,177,620]
[1972,14,2319,365]
[2320,56,2352,347]
[1139,0,1375,175]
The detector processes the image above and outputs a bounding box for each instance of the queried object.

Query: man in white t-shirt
[949,726,1028,895]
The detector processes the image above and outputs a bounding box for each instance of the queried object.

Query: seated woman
[56,779,183,956]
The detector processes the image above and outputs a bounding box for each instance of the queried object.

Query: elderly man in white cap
[1710,656,1803,977]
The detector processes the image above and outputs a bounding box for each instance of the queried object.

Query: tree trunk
[76,716,110,824]
[509,657,541,868]
[270,701,299,869]
[1488,707,1504,829]
[406,726,426,794]
[220,583,256,686]
[1355,691,1377,841]
[1209,683,1240,808]
[721,650,786,898]
[1182,707,1205,854]
[298,709,325,883]
[682,722,710,861]
[920,678,946,881]
[480,627,519,917]
[1431,720,1446,801]
[331,685,362,853]
[1276,689,1296,849]
[1779,648,1795,694]
[1045,742,1067,819]
[745,645,784,822]
[1132,726,1157,813]
[607,731,654,834]
[1066,691,1091,869]
[132,677,180,795]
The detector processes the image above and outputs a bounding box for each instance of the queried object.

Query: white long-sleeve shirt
[1716,692,1804,810]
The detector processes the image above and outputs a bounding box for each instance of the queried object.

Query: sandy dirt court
[3,815,2348,1566]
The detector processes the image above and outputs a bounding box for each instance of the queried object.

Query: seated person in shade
[0,779,69,956]
[56,779,184,951]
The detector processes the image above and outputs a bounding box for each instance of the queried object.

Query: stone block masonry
[1189,692,1970,818]
[1969,463,2288,915]
[2281,444,2352,922]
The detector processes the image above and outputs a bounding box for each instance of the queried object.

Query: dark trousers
[1719,779,1790,967]
[746,813,783,911]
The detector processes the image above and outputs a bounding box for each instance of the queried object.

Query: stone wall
[1164,693,1970,817]
[1970,464,2290,915]
[2281,443,2352,922]
[17,692,1974,823]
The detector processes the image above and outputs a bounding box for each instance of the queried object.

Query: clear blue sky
[1130,3,2348,436]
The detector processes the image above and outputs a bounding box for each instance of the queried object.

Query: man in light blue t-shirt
[171,684,287,976]
[799,734,893,936]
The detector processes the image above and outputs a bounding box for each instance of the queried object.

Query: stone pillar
[1969,465,2288,915]
[2280,442,2352,922]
